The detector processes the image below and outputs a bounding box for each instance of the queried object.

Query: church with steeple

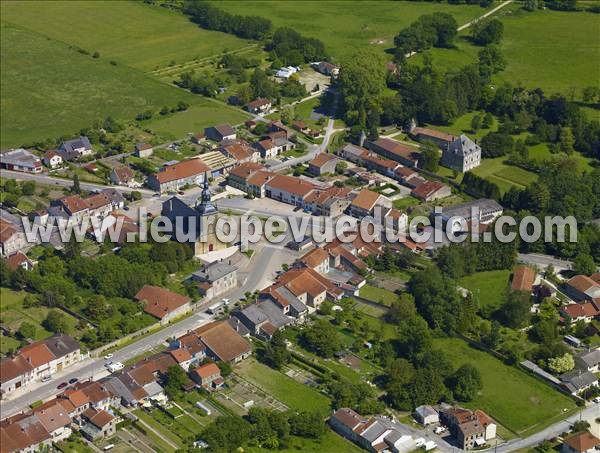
[161,173,228,256]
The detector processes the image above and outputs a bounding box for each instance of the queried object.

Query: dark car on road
[68,378,78,384]
[57,382,68,389]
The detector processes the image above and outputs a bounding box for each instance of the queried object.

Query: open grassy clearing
[0,21,197,148]
[413,7,600,95]
[0,0,249,72]
[458,270,511,312]
[470,156,538,194]
[143,100,250,141]
[0,288,79,354]
[359,284,397,306]
[215,1,490,61]
[433,337,576,435]
[235,358,331,414]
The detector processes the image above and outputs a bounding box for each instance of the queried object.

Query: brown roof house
[564,275,600,302]
[307,153,341,176]
[109,165,137,187]
[0,217,27,257]
[246,98,272,114]
[440,407,496,450]
[147,159,210,194]
[562,431,600,453]
[195,321,252,364]
[367,138,420,167]
[410,180,451,202]
[190,363,223,390]
[204,124,236,142]
[347,189,392,219]
[265,175,317,207]
[135,285,191,325]
[511,266,537,293]
[79,407,117,441]
[1,334,81,397]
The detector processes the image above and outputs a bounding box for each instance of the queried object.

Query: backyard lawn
[235,358,331,414]
[0,288,79,354]
[458,270,511,312]
[359,284,397,306]
[434,337,576,435]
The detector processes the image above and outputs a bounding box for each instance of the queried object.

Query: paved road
[0,169,156,198]
[0,243,290,419]
[517,253,574,271]
[457,0,514,32]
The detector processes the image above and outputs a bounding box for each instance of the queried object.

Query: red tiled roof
[350,189,381,211]
[6,251,32,271]
[113,166,134,183]
[169,348,191,363]
[511,266,536,292]
[567,275,599,294]
[0,218,17,243]
[411,180,447,200]
[247,170,275,187]
[19,343,54,368]
[59,195,89,214]
[247,98,270,109]
[563,431,600,453]
[228,162,264,180]
[266,175,317,198]
[309,153,338,168]
[561,302,599,318]
[300,247,329,269]
[153,159,210,184]
[135,285,190,320]
[193,362,220,379]
[411,126,455,143]
[372,138,418,161]
[196,322,251,362]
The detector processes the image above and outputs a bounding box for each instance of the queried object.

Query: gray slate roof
[561,370,599,392]
[576,349,600,368]
[192,261,237,283]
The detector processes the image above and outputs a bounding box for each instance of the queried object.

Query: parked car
[68,378,79,384]
[104,353,114,360]
[57,382,68,389]
[41,375,51,383]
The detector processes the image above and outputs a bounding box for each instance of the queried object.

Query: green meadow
[216,1,490,61]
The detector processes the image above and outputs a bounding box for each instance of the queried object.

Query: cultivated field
[235,358,331,414]
[215,1,490,60]
[0,1,250,72]
[433,337,576,435]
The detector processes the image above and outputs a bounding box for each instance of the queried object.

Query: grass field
[216,1,489,61]
[0,1,249,72]
[236,359,331,414]
[359,284,397,306]
[458,270,511,312]
[0,20,198,148]
[434,337,576,435]
[144,100,250,141]
[0,288,78,344]
[413,8,600,95]
[470,156,538,194]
